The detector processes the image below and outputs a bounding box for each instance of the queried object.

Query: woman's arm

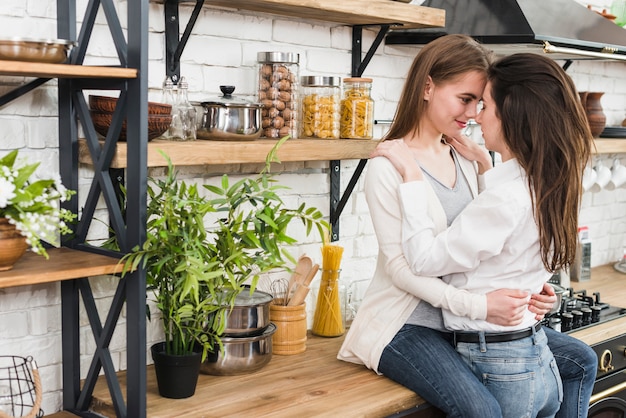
[365,156,531,324]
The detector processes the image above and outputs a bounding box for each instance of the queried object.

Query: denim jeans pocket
[549,356,564,404]
[481,367,535,418]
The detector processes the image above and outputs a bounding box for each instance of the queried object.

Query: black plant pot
[150,342,202,399]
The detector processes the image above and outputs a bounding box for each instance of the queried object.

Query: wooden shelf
[0,248,122,289]
[185,0,445,28]
[78,138,380,168]
[0,60,137,79]
[594,138,626,154]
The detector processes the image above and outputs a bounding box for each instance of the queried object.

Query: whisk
[270,278,290,305]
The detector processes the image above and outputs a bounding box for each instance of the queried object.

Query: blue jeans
[378,324,596,418]
[455,328,562,418]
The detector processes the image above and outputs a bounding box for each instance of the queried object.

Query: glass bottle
[173,77,197,141]
[159,77,175,139]
[300,76,341,139]
[340,77,374,139]
[312,268,346,337]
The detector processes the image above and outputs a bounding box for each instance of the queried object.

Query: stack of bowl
[200,288,277,376]
[88,95,172,141]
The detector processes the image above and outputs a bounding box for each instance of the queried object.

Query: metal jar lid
[343,77,373,83]
[257,51,299,64]
[201,85,263,109]
[301,75,341,87]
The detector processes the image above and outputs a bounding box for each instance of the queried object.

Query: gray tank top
[405,149,474,329]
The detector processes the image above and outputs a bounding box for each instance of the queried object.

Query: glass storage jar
[340,77,374,139]
[257,52,299,139]
[300,76,341,139]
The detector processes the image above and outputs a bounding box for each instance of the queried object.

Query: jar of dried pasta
[300,76,341,139]
[340,77,374,139]
[257,51,299,139]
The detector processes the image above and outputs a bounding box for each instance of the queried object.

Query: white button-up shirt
[399,158,551,332]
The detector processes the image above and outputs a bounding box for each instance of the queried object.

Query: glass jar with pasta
[300,76,341,139]
[340,77,374,139]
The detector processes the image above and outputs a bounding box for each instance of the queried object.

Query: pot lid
[234,287,273,306]
[201,85,262,108]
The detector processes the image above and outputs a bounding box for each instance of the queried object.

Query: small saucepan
[197,85,263,141]
[222,287,273,337]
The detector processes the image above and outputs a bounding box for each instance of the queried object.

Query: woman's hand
[528,282,558,321]
[445,135,493,174]
[369,139,423,182]
[485,288,529,326]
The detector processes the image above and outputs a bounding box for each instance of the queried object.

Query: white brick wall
[0,1,625,414]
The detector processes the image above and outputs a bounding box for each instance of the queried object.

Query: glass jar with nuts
[257,52,300,139]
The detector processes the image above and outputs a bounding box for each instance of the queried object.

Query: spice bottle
[257,52,299,139]
[340,77,374,139]
[300,76,341,139]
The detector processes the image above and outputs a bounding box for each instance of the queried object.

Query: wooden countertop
[90,264,626,417]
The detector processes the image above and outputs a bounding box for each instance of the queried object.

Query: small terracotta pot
[0,218,29,271]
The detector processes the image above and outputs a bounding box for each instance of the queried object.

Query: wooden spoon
[286,255,312,304]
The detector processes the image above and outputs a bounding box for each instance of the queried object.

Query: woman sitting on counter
[338,34,597,418]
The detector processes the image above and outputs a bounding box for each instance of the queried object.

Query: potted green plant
[119,138,327,398]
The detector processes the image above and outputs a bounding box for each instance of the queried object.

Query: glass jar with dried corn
[300,76,341,139]
[340,77,374,139]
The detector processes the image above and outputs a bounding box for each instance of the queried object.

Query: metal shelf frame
[56,1,149,417]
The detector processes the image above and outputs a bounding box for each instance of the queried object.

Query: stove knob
[580,307,592,325]
[571,310,583,329]
[590,305,602,323]
[561,312,573,332]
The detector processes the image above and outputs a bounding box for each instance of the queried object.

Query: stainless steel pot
[197,85,262,141]
[550,283,568,314]
[200,323,276,376]
[223,287,273,337]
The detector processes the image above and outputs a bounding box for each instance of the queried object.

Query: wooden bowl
[89,95,172,115]
[90,110,172,141]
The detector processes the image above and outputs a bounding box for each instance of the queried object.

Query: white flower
[0,177,16,208]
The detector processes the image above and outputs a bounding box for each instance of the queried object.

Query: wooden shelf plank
[78,138,380,168]
[594,138,626,154]
[0,248,122,289]
[0,60,137,79]
[193,0,445,28]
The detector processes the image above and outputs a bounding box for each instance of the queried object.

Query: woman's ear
[423,76,433,101]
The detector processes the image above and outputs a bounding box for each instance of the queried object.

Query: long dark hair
[487,53,593,272]
[384,34,493,141]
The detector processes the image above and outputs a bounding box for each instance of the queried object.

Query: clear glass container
[300,76,341,139]
[257,51,299,139]
[171,77,197,141]
[340,77,374,139]
[312,269,346,337]
[159,76,175,139]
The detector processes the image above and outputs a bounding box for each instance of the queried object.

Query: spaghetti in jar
[340,77,374,139]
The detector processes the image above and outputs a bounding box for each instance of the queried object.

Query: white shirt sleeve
[399,179,524,277]
[366,157,487,320]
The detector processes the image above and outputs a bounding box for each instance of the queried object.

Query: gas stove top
[543,288,626,333]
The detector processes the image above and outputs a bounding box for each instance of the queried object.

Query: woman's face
[423,70,486,139]
[475,81,508,158]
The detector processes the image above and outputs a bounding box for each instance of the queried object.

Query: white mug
[607,159,626,190]
[582,164,598,192]
[591,161,612,192]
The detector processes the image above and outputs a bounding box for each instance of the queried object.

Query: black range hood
[386,0,626,61]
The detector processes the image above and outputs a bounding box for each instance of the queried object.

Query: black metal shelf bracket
[165,0,206,84]
[330,24,389,241]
